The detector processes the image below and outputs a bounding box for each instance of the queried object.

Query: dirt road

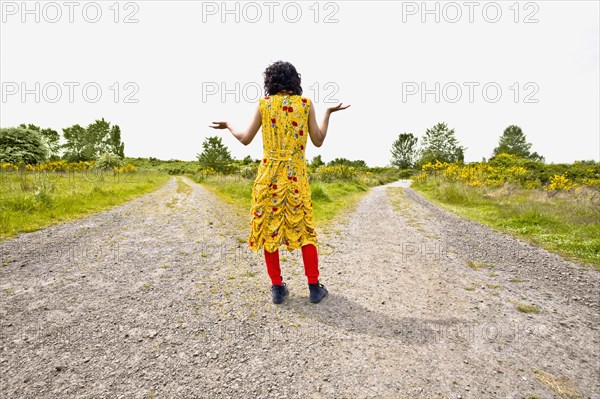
[1,177,598,398]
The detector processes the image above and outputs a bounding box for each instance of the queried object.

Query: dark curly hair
[263,61,302,96]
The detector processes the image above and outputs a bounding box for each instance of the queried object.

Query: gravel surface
[0,177,598,398]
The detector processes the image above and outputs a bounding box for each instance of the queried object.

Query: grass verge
[0,170,170,240]
[410,179,600,270]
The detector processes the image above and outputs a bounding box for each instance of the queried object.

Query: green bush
[240,165,258,180]
[309,183,331,202]
[0,127,48,164]
[95,152,124,171]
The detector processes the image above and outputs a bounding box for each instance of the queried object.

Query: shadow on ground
[283,293,467,346]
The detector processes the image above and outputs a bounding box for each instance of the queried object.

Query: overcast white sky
[1,0,599,166]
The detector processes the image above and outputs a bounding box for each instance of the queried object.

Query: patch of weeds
[142,283,151,290]
[489,272,498,277]
[509,299,540,314]
[517,304,540,313]
[4,287,14,295]
[165,194,179,208]
[533,369,581,398]
[509,277,524,283]
[464,286,476,291]
[467,260,494,270]
[485,283,501,289]
[176,177,192,195]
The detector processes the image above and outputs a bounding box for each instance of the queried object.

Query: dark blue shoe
[271,282,289,304]
[308,282,328,303]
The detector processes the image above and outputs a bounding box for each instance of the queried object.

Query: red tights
[264,244,319,285]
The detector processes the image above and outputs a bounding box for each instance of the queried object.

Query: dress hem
[248,237,318,253]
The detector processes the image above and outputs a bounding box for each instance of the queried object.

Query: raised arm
[209,104,262,146]
[307,102,351,148]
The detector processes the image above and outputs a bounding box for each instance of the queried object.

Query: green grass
[176,176,192,194]
[190,175,253,210]
[194,175,369,226]
[508,298,541,313]
[411,179,600,269]
[467,260,495,270]
[515,303,541,314]
[0,170,170,240]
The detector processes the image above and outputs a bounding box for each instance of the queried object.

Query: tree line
[0,118,125,164]
[196,136,370,173]
[390,122,545,169]
[1,119,548,172]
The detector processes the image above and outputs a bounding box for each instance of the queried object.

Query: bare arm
[308,102,351,148]
[209,104,262,146]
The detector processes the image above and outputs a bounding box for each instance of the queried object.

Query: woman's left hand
[326,103,351,114]
[209,121,229,129]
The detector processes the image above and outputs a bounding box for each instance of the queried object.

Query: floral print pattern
[248,91,317,253]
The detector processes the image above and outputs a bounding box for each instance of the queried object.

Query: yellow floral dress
[248,90,318,253]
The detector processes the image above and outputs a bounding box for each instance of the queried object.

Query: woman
[209,60,350,304]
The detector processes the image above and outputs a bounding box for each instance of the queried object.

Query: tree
[390,133,418,169]
[106,124,125,158]
[417,122,465,166]
[19,123,61,160]
[492,125,544,162]
[197,136,233,173]
[62,118,125,161]
[310,155,325,168]
[62,124,91,162]
[328,158,367,168]
[87,118,125,158]
[0,126,48,164]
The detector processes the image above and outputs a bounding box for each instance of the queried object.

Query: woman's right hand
[209,121,229,129]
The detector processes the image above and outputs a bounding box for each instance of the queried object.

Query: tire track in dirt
[0,177,597,398]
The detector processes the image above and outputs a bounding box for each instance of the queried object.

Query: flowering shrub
[198,167,216,175]
[313,165,358,182]
[582,178,600,190]
[418,159,598,191]
[422,160,451,173]
[545,174,578,192]
[0,160,95,173]
[113,164,137,173]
